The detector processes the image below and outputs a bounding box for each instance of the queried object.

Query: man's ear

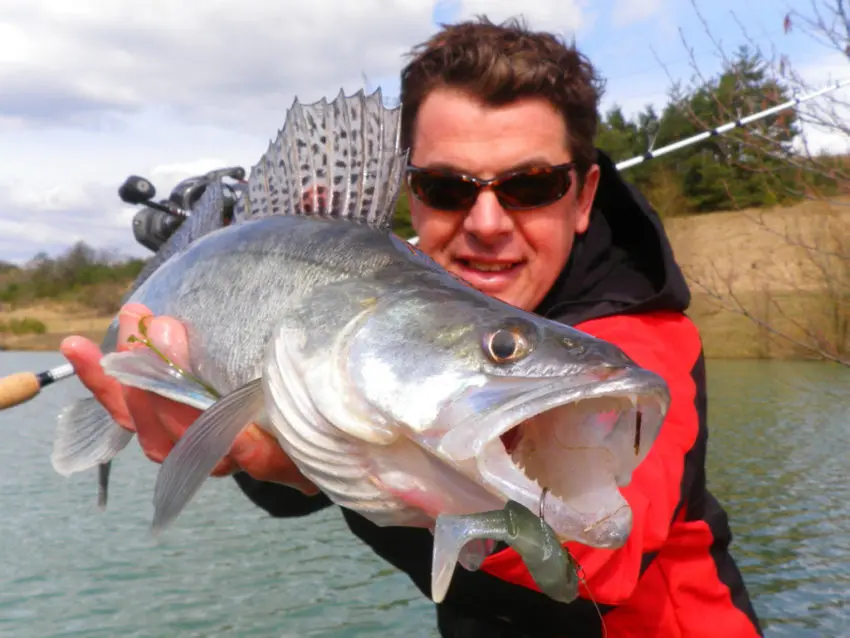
[574,164,600,234]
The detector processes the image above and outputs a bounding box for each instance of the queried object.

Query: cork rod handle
[0,372,41,409]
[0,364,76,410]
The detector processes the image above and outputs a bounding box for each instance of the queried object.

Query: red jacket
[479,311,762,637]
[233,150,763,637]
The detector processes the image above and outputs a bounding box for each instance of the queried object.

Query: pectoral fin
[151,378,265,534]
[100,349,219,411]
[51,397,134,477]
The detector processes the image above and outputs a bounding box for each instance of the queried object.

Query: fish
[51,165,238,509]
[51,88,671,602]
[432,498,579,604]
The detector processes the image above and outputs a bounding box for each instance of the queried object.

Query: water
[0,352,847,637]
[704,360,850,637]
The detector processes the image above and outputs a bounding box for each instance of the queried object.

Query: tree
[392,188,415,239]
[596,47,804,217]
[670,0,849,366]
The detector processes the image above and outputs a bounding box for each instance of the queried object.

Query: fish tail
[234,88,408,230]
[51,397,134,478]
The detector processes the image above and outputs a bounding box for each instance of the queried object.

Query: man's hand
[60,303,319,494]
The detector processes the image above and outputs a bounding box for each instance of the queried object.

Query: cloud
[0,0,437,135]
[3,0,838,266]
[0,0,443,264]
[0,73,137,130]
[1,0,592,135]
[1,0,603,264]
[0,180,140,264]
[451,0,586,35]
[610,0,664,27]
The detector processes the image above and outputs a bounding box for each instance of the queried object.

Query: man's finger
[146,315,192,371]
[124,386,175,463]
[59,336,136,432]
[149,393,204,442]
[116,303,154,347]
[229,425,319,494]
[143,315,238,475]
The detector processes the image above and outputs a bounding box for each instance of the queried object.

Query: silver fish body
[123,214,416,402]
[103,204,668,593]
[52,88,671,603]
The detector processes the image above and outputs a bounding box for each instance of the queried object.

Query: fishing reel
[119,166,247,253]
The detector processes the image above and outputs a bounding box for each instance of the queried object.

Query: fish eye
[483,327,531,364]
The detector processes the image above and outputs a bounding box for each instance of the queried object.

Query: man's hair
[400,16,604,184]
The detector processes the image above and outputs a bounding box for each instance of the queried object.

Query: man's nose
[462,189,514,243]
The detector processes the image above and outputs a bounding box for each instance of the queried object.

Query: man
[62,17,764,638]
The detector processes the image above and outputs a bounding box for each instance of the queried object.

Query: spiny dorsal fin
[233,88,408,230]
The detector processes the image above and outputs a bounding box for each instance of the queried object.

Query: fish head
[335,273,671,549]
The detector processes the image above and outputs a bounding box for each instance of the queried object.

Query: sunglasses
[406,162,576,212]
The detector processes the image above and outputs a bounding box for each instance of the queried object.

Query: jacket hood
[535,149,691,325]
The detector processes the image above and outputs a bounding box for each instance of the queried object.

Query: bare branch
[656,0,850,366]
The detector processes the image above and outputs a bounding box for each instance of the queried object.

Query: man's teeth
[468,261,514,272]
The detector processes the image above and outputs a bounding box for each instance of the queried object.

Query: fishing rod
[0,365,75,410]
[2,76,848,410]
[615,76,850,170]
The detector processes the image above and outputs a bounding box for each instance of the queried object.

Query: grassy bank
[666,196,849,361]
[0,302,114,351]
[2,198,847,360]
[689,291,844,360]
[6,293,838,360]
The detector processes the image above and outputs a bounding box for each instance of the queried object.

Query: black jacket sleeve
[232,472,333,517]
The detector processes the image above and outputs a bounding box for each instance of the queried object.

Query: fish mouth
[435,368,669,549]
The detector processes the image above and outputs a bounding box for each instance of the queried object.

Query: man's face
[408,87,600,312]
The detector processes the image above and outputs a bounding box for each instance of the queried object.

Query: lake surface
[0,351,847,637]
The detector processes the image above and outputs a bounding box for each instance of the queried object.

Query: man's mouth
[453,259,527,290]
[459,260,521,273]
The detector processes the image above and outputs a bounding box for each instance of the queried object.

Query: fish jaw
[413,367,670,549]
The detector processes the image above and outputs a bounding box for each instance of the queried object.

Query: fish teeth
[468,261,514,272]
[511,438,551,494]
[511,446,526,470]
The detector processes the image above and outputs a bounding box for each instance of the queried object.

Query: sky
[1,0,847,264]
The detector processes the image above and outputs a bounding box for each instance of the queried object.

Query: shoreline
[0,299,836,362]
[3,198,847,361]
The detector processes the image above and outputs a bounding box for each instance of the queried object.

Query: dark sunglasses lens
[409,173,477,210]
[497,169,571,209]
